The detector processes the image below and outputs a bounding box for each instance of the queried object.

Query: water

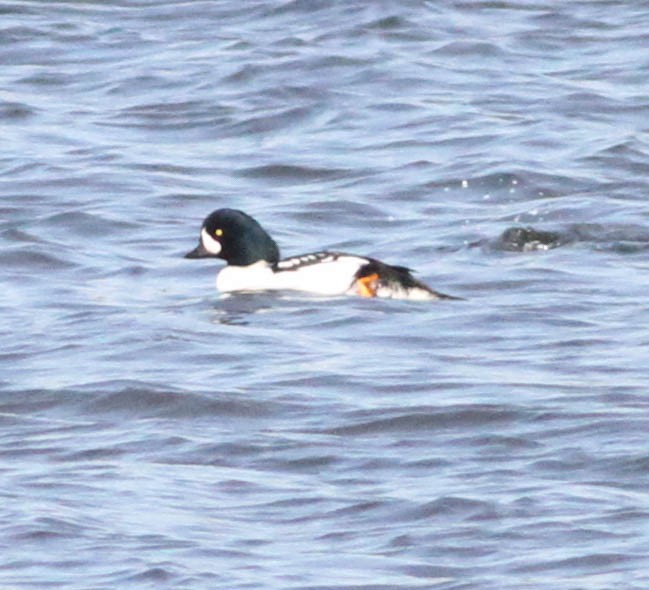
[2,1,649,588]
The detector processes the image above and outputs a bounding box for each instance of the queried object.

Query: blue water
[2,1,649,588]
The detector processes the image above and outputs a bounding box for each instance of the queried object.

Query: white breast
[216,261,276,293]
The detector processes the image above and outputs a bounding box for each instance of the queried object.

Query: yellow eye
[215,228,223,237]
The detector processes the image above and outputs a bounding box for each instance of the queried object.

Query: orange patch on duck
[355,273,380,297]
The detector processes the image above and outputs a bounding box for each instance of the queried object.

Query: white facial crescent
[201,228,222,255]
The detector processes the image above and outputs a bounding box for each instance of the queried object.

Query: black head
[185,208,280,266]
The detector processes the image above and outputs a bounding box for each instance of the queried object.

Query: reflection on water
[210,293,277,326]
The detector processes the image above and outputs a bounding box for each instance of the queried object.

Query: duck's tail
[353,260,462,301]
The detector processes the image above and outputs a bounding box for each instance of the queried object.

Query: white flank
[201,228,222,255]
[274,255,367,295]
[216,256,367,295]
[214,254,443,300]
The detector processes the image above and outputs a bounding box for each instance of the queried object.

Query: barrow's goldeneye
[185,208,458,301]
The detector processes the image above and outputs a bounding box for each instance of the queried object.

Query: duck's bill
[184,243,211,258]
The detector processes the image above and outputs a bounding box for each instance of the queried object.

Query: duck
[185,208,458,301]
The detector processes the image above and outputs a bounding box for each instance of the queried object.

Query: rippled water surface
[2,1,649,588]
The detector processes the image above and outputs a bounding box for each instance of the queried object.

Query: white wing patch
[275,251,342,271]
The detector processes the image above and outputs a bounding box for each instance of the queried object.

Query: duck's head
[185,208,280,266]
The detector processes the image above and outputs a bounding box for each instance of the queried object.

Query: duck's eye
[215,228,223,237]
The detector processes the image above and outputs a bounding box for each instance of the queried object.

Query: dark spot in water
[497,226,566,252]
[0,100,34,120]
